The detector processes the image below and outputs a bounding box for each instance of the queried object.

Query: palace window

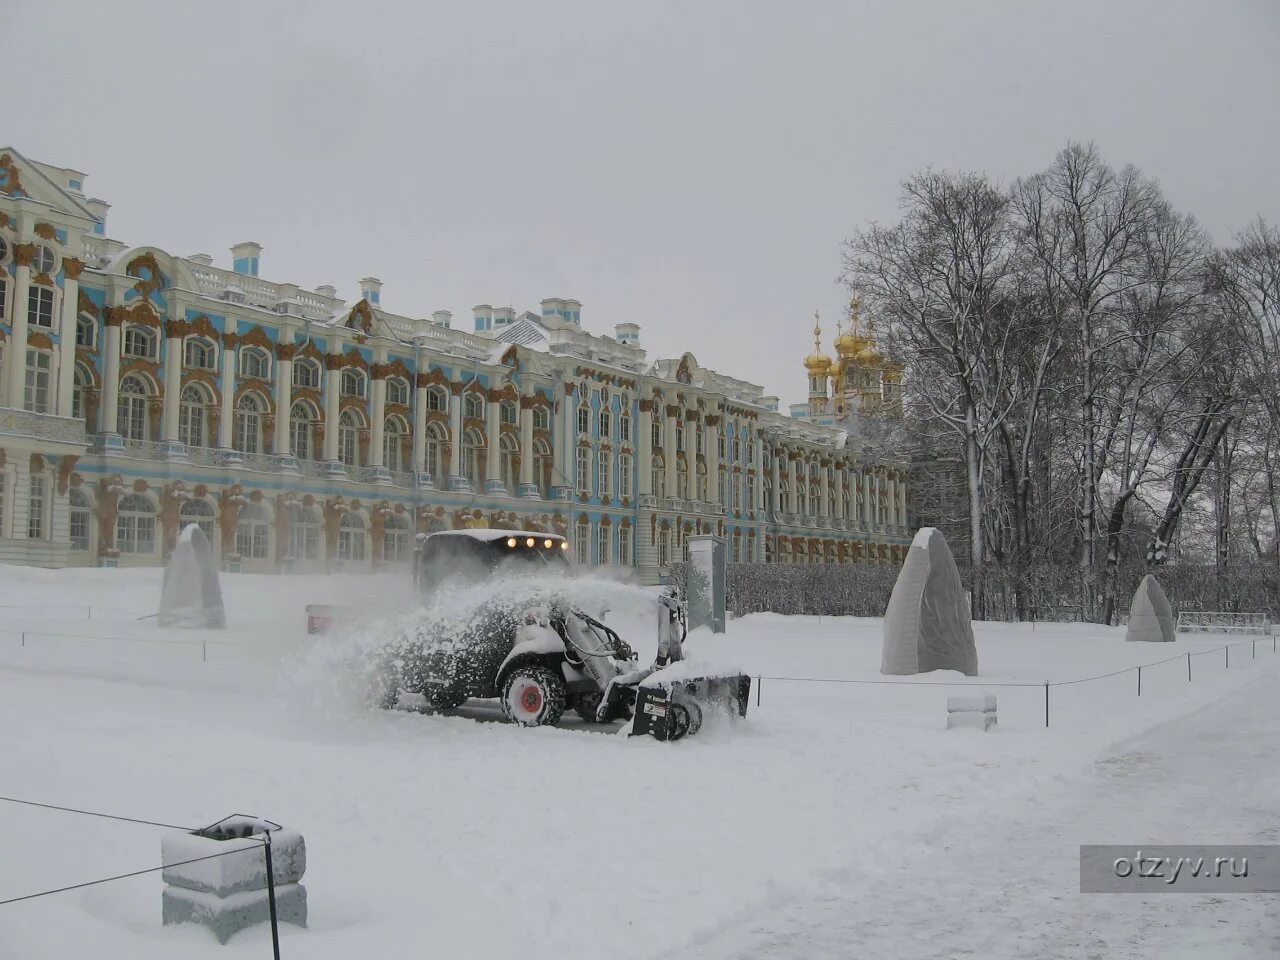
[618,524,632,566]
[651,419,662,449]
[383,513,410,562]
[461,429,483,486]
[337,512,367,562]
[720,468,729,510]
[31,245,56,275]
[292,358,320,389]
[696,462,707,502]
[290,402,317,461]
[339,409,362,467]
[618,453,633,499]
[383,417,408,473]
[341,368,366,398]
[651,456,664,499]
[532,405,548,431]
[533,438,552,499]
[677,460,689,500]
[23,350,50,413]
[386,378,409,405]
[500,433,518,495]
[576,518,591,565]
[27,470,46,540]
[598,408,611,440]
[116,494,156,555]
[576,446,590,496]
[619,414,631,444]
[234,393,265,455]
[69,488,93,551]
[0,276,7,321]
[185,338,217,371]
[123,326,157,360]
[424,423,447,484]
[675,421,685,452]
[657,527,670,567]
[597,524,611,565]
[577,403,590,436]
[118,375,150,442]
[464,392,484,420]
[696,427,704,457]
[76,313,96,348]
[179,498,216,542]
[290,506,322,560]
[500,400,518,425]
[27,286,54,328]
[179,385,210,448]
[425,386,447,412]
[597,449,612,498]
[746,475,756,512]
[235,504,270,559]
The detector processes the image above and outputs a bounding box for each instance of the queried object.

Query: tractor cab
[413,529,572,597]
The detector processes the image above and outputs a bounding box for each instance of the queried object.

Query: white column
[770,446,782,514]
[369,374,387,468]
[323,358,341,461]
[162,324,182,442]
[552,381,570,496]
[6,256,31,409]
[663,404,678,499]
[484,388,501,491]
[274,353,292,456]
[448,384,463,486]
[885,472,897,530]
[706,413,720,506]
[819,461,830,519]
[786,455,798,517]
[518,387,534,492]
[637,400,653,497]
[101,320,121,434]
[56,259,82,417]
[752,435,764,513]
[863,470,873,528]
[412,377,428,476]
[218,330,239,450]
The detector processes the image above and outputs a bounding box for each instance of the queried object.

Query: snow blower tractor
[375,528,750,740]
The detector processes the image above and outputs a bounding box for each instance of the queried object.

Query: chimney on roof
[614,322,640,346]
[359,277,382,306]
[432,310,453,328]
[231,242,262,277]
[315,284,337,299]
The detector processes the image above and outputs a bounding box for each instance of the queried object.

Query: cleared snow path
[691,668,1280,960]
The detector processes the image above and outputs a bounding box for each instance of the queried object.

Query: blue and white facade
[0,147,911,581]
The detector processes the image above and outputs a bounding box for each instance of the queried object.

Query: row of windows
[571,520,633,566]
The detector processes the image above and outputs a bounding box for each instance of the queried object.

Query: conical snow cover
[158,523,226,629]
[1124,573,1175,642]
[881,528,978,676]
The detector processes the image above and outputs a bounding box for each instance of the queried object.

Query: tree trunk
[1079,314,1098,622]
[965,407,986,622]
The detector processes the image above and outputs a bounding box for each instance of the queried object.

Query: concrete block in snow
[946,694,997,714]
[947,711,997,731]
[163,882,307,944]
[162,821,305,897]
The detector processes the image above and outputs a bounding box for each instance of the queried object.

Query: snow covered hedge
[667,562,900,618]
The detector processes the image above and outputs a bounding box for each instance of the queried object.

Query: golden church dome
[804,311,833,374]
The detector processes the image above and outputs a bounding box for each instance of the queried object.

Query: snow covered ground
[1,564,1276,959]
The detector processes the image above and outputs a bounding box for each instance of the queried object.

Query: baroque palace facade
[0,147,911,581]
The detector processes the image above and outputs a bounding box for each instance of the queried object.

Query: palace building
[0,147,911,581]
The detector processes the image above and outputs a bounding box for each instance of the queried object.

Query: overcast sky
[3,0,1277,407]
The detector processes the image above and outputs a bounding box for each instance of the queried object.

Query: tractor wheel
[681,699,704,736]
[666,702,694,741]
[420,683,469,711]
[574,691,605,723]
[500,665,567,727]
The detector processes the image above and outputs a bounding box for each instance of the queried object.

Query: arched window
[69,488,93,551]
[779,478,791,514]
[290,401,317,460]
[424,422,447,484]
[426,386,447,412]
[597,449,612,498]
[339,409,362,467]
[72,364,92,424]
[292,358,320,389]
[464,391,484,420]
[746,474,756,513]
[575,517,591,565]
[185,338,217,371]
[809,485,820,517]
[651,455,664,500]
[598,407,611,440]
[576,446,590,496]
[24,349,51,413]
[597,523,611,565]
[341,368,366,398]
[123,326,156,359]
[289,504,322,560]
[533,405,548,431]
[675,420,685,452]
[240,347,270,380]
[462,428,483,486]
[179,385,210,448]
[696,462,708,502]
[657,526,670,567]
[117,375,151,442]
[619,413,632,444]
[383,416,408,472]
[382,513,410,562]
[500,432,518,494]
[500,400,518,425]
[677,459,689,500]
[386,377,409,405]
[116,494,156,555]
[76,314,96,349]
[234,393,265,455]
[337,511,366,561]
[576,402,590,436]
[179,498,216,542]
[235,503,270,559]
[618,523,632,566]
[533,437,552,499]
[652,418,663,450]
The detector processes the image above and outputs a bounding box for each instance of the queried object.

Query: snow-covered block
[162,882,307,944]
[947,711,996,731]
[162,820,306,897]
[946,694,997,714]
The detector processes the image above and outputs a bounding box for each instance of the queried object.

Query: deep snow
[0,564,1276,959]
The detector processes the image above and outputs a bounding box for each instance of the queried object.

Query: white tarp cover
[1124,573,1175,642]
[881,527,978,676]
[158,524,226,629]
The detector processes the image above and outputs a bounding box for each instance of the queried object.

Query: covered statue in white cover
[158,524,226,629]
[1124,573,1175,642]
[881,527,978,676]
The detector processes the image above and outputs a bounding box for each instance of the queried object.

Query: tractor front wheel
[500,665,567,727]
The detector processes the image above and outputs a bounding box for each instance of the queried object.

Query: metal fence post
[262,832,281,960]
[1187,652,1191,682]
[1253,640,1256,659]
[1137,666,1142,697]
[756,676,761,708]
[202,641,207,664]
[1225,645,1229,669]
[1044,682,1050,728]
